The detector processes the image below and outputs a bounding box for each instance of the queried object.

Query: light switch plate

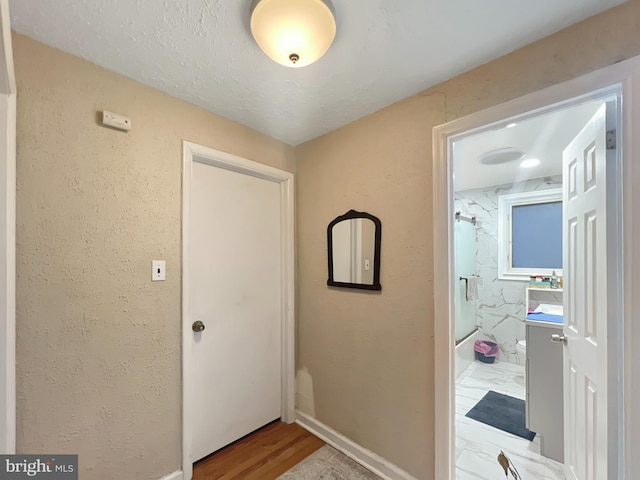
[152,260,166,281]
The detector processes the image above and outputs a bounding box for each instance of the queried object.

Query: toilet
[516,340,526,366]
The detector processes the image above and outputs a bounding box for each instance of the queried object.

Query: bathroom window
[497,189,563,280]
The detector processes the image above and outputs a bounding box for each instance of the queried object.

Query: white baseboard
[159,470,183,480]
[295,411,418,480]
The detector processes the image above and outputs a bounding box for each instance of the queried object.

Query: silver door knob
[551,334,567,344]
[192,320,205,333]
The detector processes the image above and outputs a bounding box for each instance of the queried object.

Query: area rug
[277,445,382,480]
[465,390,536,441]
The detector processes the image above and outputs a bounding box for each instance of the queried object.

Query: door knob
[192,320,205,333]
[551,334,567,344]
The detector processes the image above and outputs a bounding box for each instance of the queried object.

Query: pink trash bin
[474,340,500,364]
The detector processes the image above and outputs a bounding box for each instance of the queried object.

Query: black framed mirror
[327,210,381,291]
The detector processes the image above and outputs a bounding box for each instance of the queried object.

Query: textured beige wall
[14,33,295,479]
[295,1,640,478]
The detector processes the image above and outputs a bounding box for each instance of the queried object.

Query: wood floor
[193,421,325,480]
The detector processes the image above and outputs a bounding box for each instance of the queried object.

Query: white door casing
[182,142,295,479]
[562,105,609,480]
[432,56,640,480]
[0,0,15,455]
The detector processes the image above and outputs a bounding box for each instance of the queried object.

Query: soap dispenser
[551,270,559,289]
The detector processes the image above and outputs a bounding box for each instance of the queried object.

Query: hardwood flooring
[193,420,325,480]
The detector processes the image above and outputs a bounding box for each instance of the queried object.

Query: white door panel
[563,103,608,480]
[190,160,282,462]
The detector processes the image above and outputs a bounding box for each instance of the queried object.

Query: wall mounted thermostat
[102,110,132,132]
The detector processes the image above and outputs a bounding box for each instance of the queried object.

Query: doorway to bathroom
[433,56,640,480]
[452,98,611,480]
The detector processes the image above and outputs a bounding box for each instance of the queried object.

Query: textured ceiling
[10,0,626,145]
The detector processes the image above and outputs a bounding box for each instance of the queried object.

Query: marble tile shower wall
[454,175,562,364]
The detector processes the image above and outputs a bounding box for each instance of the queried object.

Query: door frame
[433,55,640,479]
[181,141,295,479]
[0,0,16,456]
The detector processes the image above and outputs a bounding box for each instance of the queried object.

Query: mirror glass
[327,210,381,290]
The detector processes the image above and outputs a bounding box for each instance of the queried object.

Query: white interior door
[562,103,608,480]
[189,159,282,462]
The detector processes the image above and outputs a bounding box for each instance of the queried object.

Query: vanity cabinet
[525,288,564,463]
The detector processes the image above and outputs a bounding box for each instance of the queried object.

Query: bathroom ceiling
[453,100,604,192]
[9,0,626,146]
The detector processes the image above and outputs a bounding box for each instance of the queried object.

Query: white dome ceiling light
[478,148,526,166]
[250,0,337,68]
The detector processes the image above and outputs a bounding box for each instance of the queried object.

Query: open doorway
[432,56,640,480]
[451,98,612,479]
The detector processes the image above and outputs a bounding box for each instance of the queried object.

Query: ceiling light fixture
[478,148,526,166]
[250,0,336,68]
[520,158,541,168]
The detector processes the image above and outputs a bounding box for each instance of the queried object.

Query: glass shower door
[455,220,477,342]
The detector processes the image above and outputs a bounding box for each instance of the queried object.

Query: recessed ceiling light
[520,158,541,168]
[506,123,517,129]
[478,148,525,165]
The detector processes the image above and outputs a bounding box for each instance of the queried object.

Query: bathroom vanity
[525,287,564,463]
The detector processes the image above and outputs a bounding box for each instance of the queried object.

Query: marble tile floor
[456,360,565,480]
